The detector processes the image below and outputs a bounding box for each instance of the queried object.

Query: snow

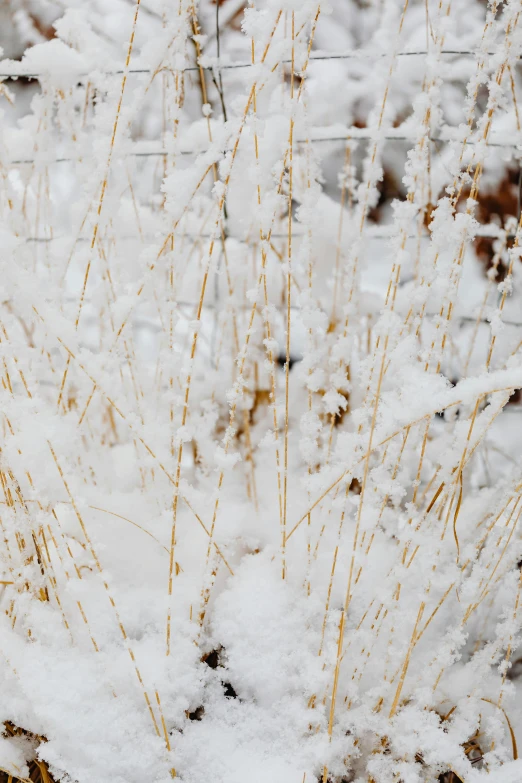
[1,0,522,781]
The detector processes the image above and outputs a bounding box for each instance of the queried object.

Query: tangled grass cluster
[1,1,522,781]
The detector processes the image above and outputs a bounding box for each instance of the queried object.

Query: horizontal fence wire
[0,49,513,80]
[18,224,519,243]
[6,133,522,166]
[17,293,522,328]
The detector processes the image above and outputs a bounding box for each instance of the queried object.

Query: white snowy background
[1,1,522,782]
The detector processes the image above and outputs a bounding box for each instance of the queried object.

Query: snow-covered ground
[1,1,522,782]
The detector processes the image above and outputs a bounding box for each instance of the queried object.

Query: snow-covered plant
[2,0,522,781]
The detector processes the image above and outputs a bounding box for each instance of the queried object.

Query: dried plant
[1,1,522,782]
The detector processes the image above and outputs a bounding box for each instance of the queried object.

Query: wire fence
[0,48,512,80]
[7,133,522,167]
[3,45,521,170]
[17,222,520,244]
[4,35,522,319]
